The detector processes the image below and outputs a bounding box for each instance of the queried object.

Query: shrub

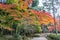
[47,34,60,40]
[33,25,42,33]
[19,24,42,37]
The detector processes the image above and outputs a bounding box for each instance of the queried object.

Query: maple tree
[0,0,55,34]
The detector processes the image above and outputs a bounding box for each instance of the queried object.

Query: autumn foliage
[0,0,55,32]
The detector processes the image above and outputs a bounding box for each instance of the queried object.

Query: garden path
[31,33,50,40]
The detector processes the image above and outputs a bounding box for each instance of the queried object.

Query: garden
[0,0,60,40]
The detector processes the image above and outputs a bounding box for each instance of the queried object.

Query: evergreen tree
[31,0,39,7]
